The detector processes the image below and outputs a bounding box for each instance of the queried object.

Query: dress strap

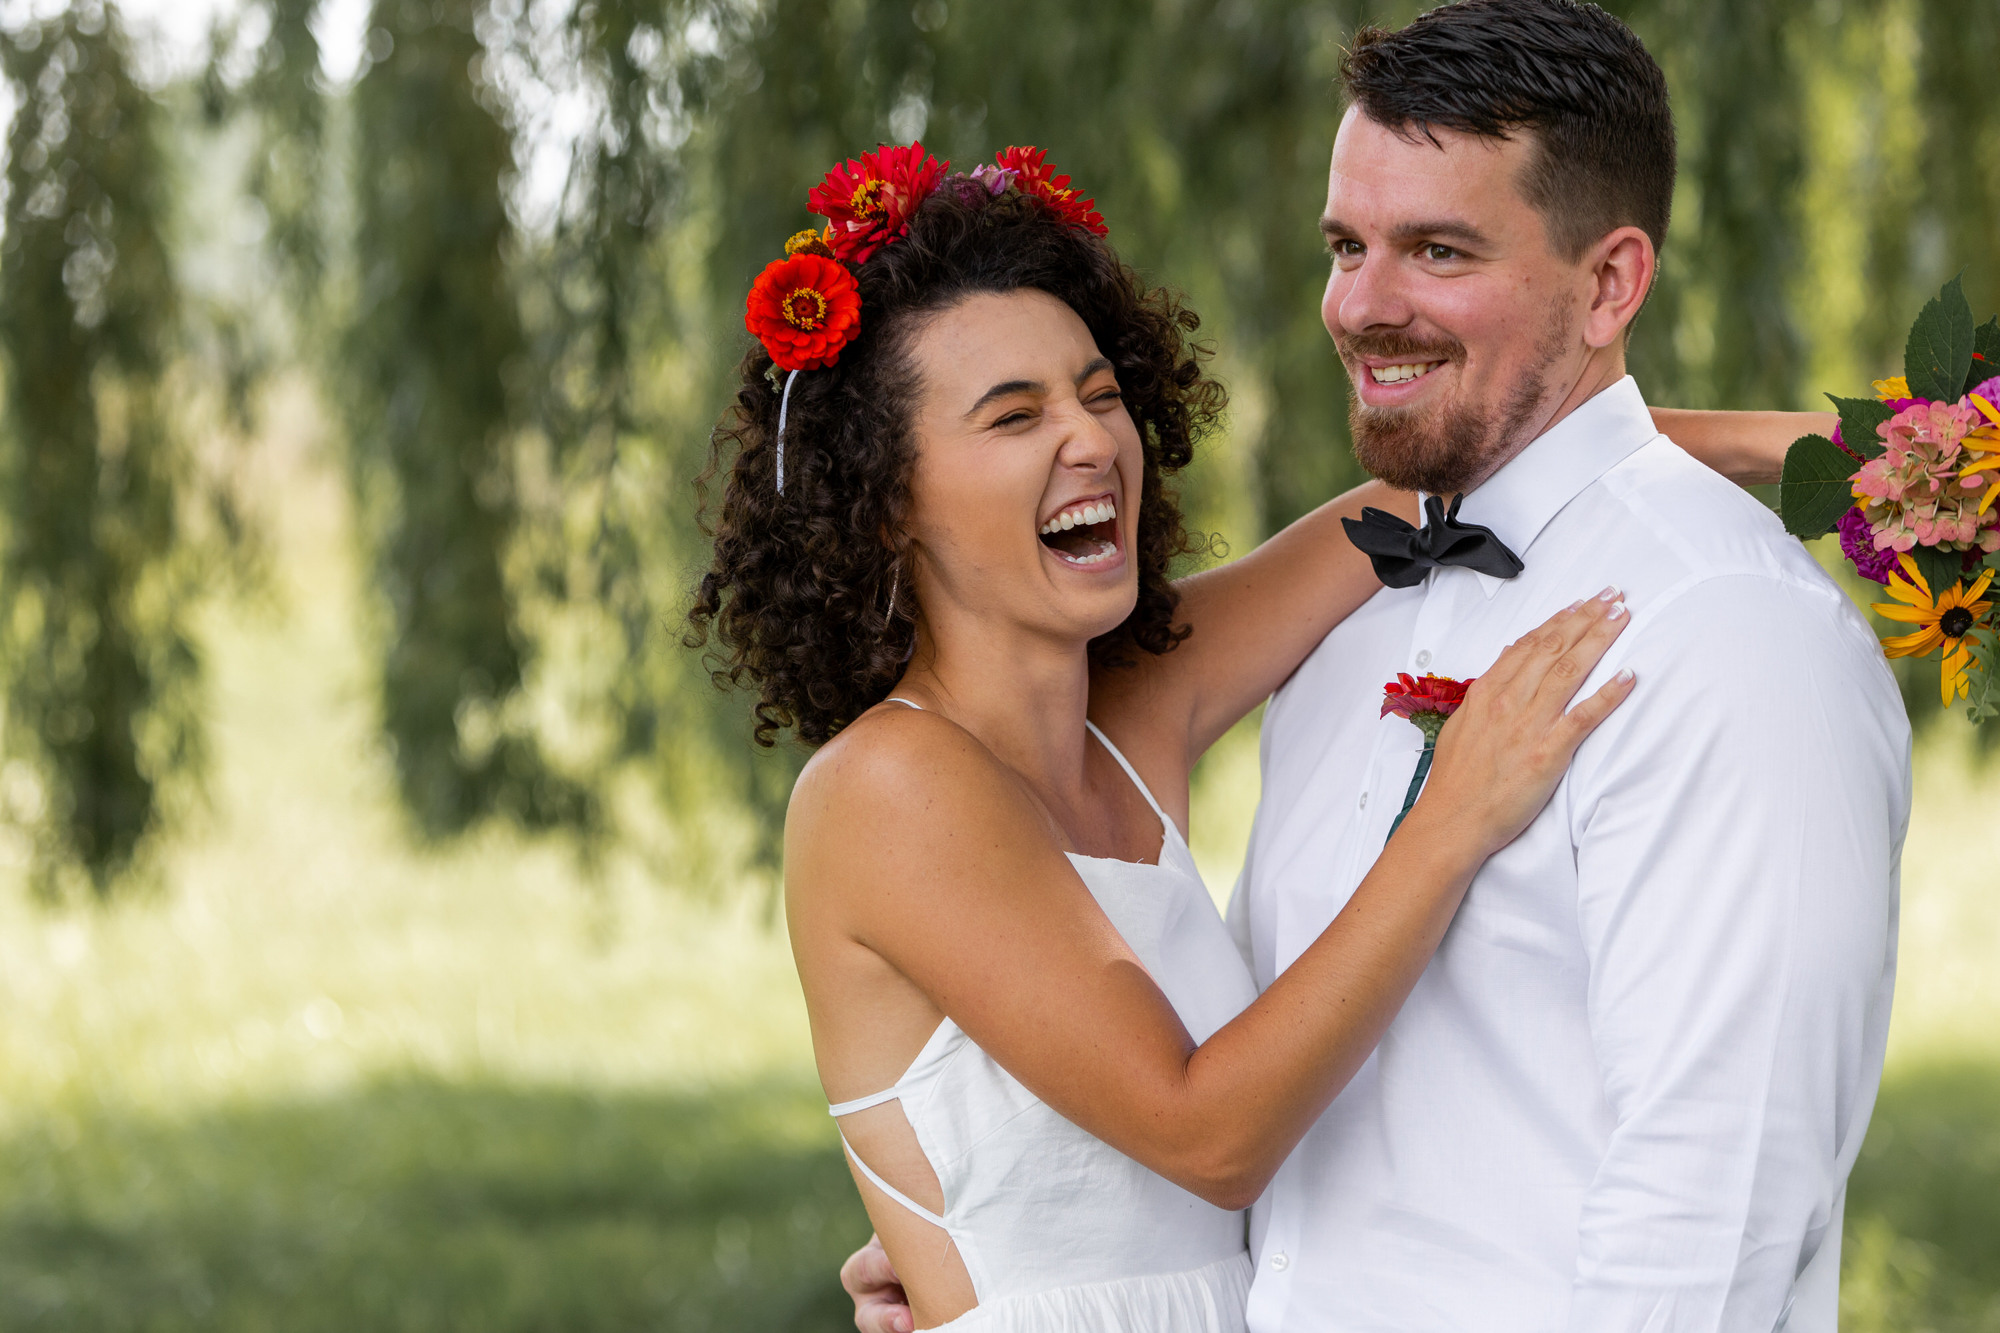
[884,696,924,710]
[827,1086,904,1116]
[836,1133,950,1231]
[1084,719,1170,825]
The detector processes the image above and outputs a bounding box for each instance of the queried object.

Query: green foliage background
[0,0,1994,884]
[0,8,204,899]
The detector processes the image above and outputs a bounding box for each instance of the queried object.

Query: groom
[849,1,1909,1328]
[1231,3,1907,1329]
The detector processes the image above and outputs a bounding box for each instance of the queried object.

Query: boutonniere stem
[1380,673,1473,838]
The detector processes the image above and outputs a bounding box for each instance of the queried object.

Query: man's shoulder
[1563,445,1910,802]
[1567,437,1895,682]
[1591,435,1831,591]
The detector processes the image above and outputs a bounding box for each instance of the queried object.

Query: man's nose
[1327,251,1413,337]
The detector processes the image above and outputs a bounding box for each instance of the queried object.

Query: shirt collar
[1437,375,1660,598]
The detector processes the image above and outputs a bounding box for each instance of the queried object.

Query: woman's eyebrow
[964,358,1114,418]
[964,379,1042,417]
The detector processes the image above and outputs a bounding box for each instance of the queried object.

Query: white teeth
[1369,361,1443,385]
[1056,539,1117,566]
[1039,499,1118,536]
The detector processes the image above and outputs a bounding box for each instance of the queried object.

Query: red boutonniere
[1380,673,1473,837]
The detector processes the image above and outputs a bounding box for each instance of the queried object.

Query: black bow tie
[1341,493,1525,589]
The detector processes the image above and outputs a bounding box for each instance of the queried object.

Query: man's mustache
[1336,332,1467,368]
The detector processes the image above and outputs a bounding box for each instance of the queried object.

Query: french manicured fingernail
[1566,598,1585,611]
[1606,602,1628,619]
[1595,585,1621,602]
[1615,668,1635,682]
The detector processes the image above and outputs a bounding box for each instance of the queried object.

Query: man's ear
[1582,225,1656,350]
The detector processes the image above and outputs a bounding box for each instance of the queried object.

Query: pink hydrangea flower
[1851,399,2000,555]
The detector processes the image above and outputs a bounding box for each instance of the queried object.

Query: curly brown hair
[687,184,1227,747]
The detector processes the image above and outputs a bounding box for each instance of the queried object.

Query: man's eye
[1089,388,1123,407]
[993,410,1032,428]
[1426,244,1459,262]
[1328,239,1363,259]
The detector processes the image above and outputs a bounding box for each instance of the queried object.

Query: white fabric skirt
[933,1252,1252,1332]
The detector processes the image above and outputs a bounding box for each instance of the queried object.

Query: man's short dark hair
[1340,0,1676,261]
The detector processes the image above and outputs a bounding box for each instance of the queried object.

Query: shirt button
[1270,1252,1290,1271]
[1415,649,1433,669]
[1358,791,1369,810]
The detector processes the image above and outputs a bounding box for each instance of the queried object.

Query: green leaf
[1968,317,2000,399]
[1826,394,1895,461]
[1905,275,1976,403]
[1907,546,1967,603]
[1780,434,1858,539]
[1966,626,2000,724]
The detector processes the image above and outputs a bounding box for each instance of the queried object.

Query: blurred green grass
[0,1079,862,1332]
[0,387,1996,1329]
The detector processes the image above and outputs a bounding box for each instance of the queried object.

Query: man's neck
[1462,342,1629,493]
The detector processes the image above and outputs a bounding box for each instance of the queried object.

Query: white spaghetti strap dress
[828,701,1259,1331]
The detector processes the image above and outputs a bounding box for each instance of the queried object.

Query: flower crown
[746,143,1108,491]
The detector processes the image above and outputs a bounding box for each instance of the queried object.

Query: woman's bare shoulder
[793,703,1001,818]
[787,704,1053,902]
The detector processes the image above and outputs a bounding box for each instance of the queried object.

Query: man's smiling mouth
[1369,361,1445,384]
[1038,496,1120,567]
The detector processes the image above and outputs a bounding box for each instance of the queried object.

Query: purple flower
[969,164,1018,195]
[1837,506,1902,584]
[1969,373,2000,406]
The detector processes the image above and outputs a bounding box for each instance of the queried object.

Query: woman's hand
[1419,590,1637,857]
[841,1235,912,1333]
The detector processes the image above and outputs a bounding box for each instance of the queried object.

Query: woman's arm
[1654,407,1833,485]
[1093,408,1824,774]
[794,597,1633,1210]
[1092,478,1416,770]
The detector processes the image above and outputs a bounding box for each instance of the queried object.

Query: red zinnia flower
[1381,672,1474,837]
[806,142,948,264]
[994,145,1107,236]
[1381,673,1473,740]
[745,253,862,371]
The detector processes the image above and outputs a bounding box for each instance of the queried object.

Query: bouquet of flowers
[1780,278,2000,718]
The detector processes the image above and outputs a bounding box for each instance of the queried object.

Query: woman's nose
[1054,399,1120,469]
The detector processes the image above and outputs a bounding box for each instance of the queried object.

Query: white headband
[775,368,800,494]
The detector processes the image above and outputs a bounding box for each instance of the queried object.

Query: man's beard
[1340,308,1572,495]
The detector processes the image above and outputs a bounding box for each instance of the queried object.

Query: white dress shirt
[1229,377,1911,1333]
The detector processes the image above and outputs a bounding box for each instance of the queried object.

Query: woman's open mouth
[1038,494,1121,568]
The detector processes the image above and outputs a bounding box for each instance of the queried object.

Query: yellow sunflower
[1960,393,2000,516]
[1873,554,1997,705]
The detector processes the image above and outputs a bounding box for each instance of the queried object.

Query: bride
[689,145,1806,1332]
